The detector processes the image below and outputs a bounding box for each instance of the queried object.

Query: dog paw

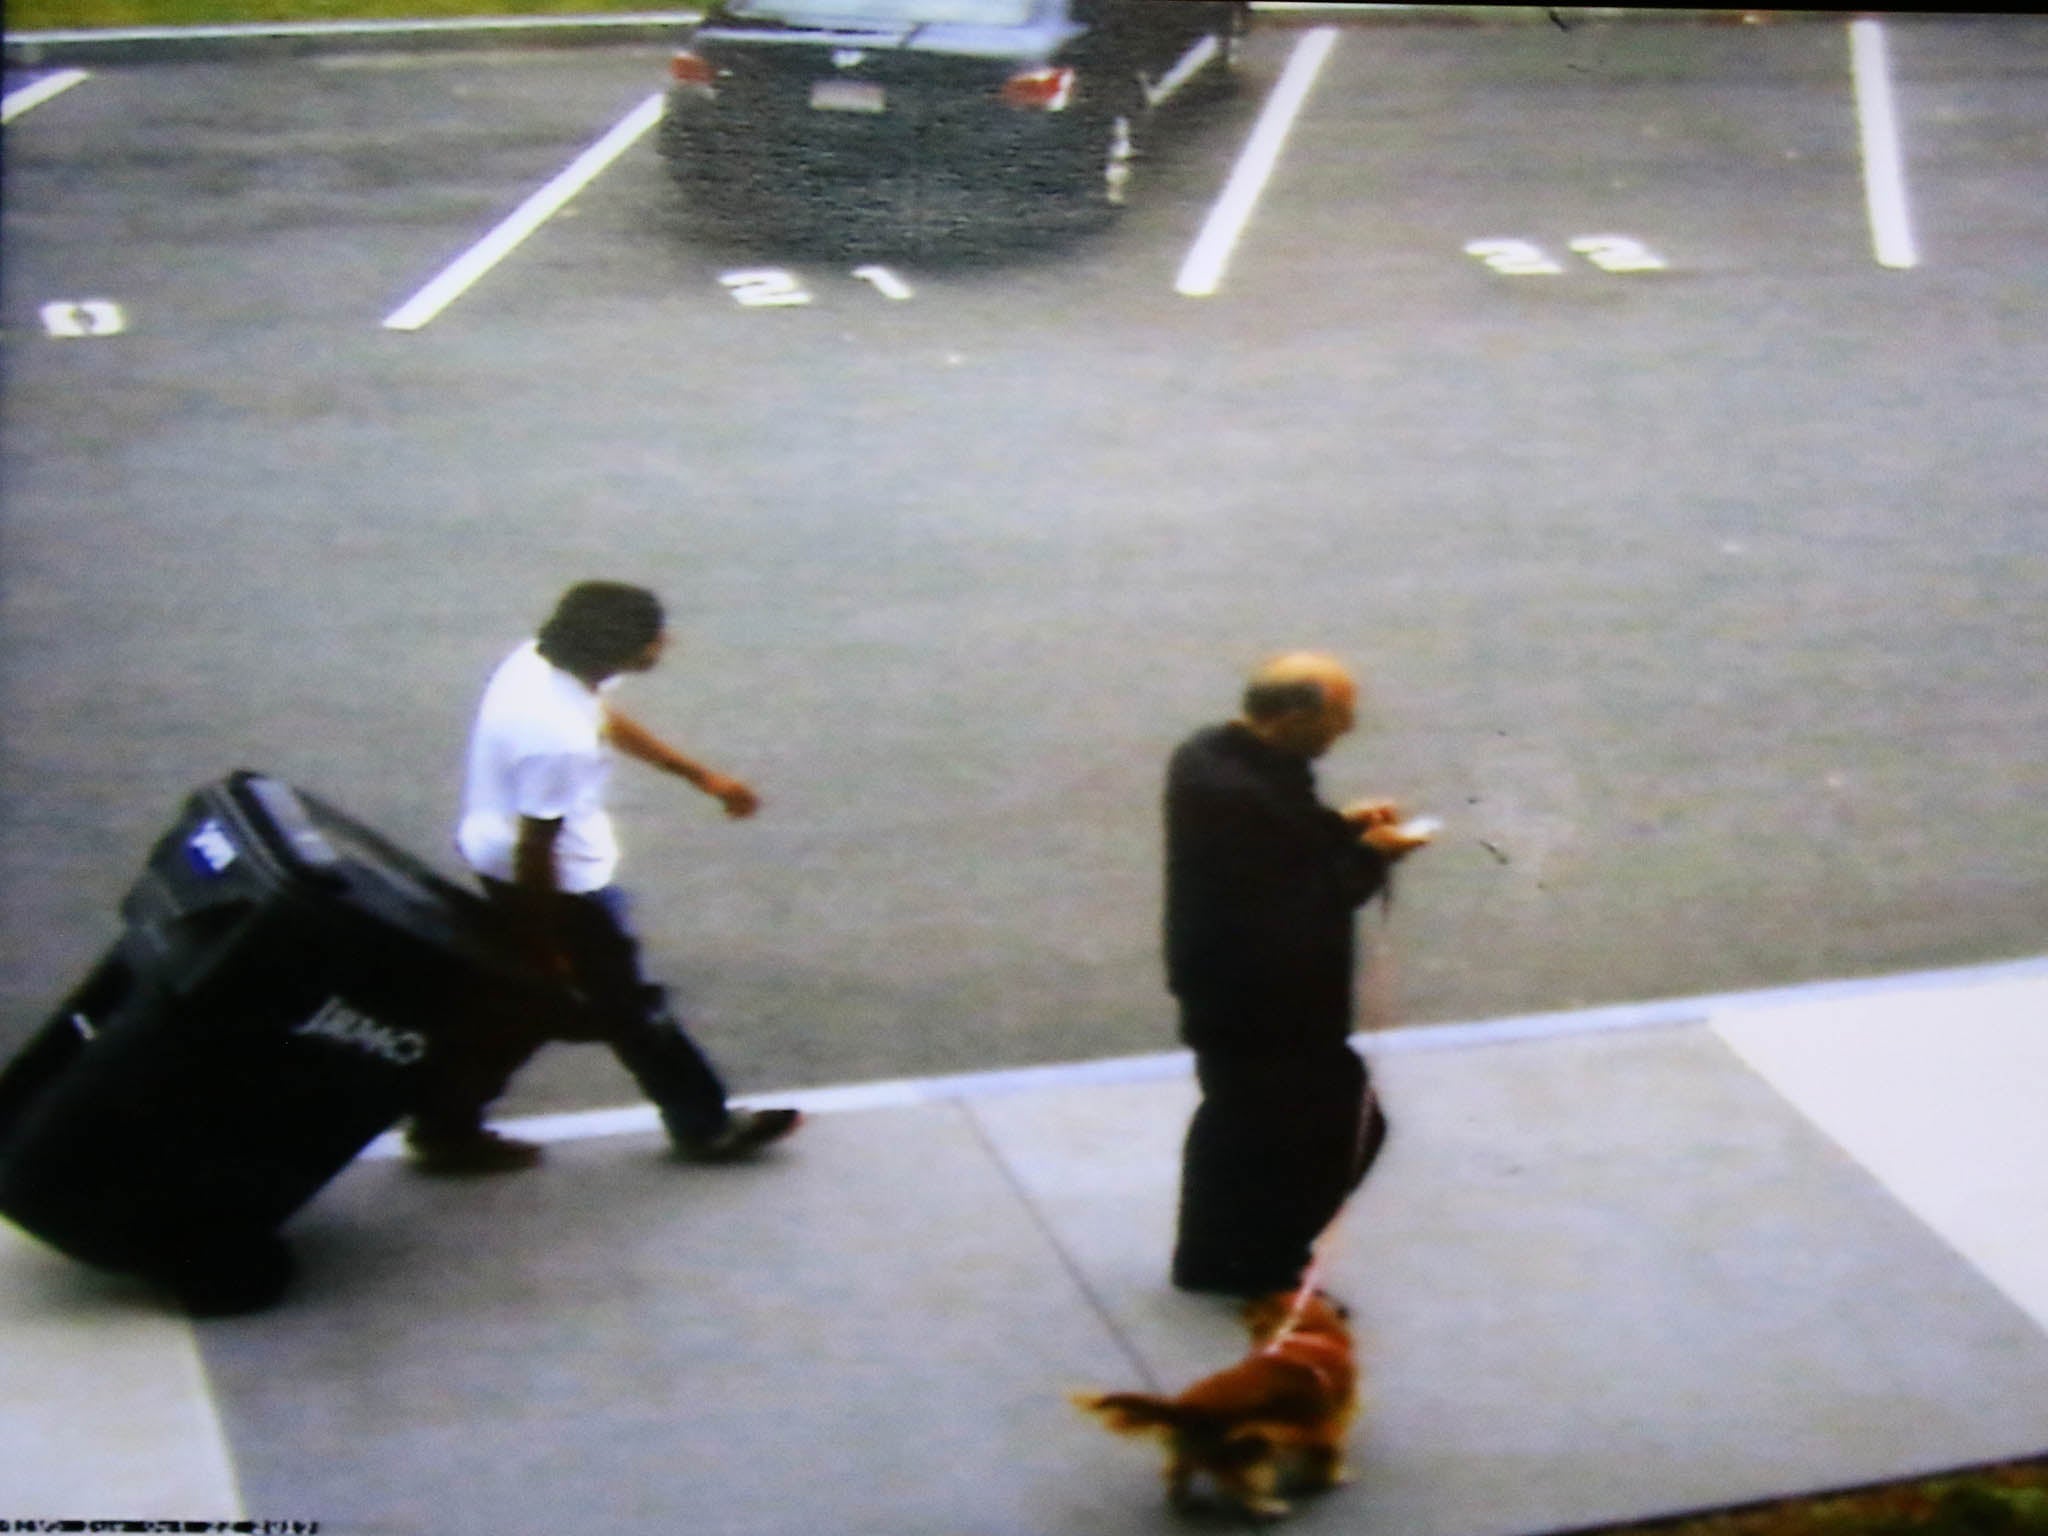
[1243,1496,1292,1522]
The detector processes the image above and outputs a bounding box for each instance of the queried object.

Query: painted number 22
[1465,235,1668,276]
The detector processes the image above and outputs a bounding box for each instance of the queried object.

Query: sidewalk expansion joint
[953,1095,1166,1397]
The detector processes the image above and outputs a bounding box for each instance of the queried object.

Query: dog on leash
[1074,1289,1358,1521]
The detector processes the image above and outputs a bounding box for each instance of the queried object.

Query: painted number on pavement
[851,266,915,301]
[1464,239,1565,276]
[720,266,915,308]
[721,269,813,308]
[1465,236,1667,276]
[1568,235,1668,273]
[41,299,127,337]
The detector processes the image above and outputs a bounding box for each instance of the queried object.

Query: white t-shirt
[456,640,621,893]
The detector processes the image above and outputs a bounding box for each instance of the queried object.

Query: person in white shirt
[408,581,800,1174]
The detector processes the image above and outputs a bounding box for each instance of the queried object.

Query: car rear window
[722,0,1038,25]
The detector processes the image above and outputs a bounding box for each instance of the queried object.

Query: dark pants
[1172,1037,1388,1294]
[411,883,731,1145]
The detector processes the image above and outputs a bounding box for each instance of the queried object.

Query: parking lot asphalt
[3,12,2046,1115]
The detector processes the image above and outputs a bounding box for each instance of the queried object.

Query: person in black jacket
[1165,652,1432,1297]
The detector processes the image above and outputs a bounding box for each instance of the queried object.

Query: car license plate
[810,79,885,113]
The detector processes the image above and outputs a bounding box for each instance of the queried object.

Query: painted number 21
[1465,235,1668,275]
[720,266,915,308]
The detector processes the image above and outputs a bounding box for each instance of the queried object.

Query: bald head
[1240,652,1359,759]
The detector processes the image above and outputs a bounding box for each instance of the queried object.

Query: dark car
[657,0,1249,233]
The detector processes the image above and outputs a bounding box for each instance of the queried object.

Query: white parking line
[383,92,665,332]
[1176,25,1337,298]
[1143,32,1219,110]
[1850,17,1920,271]
[1,68,90,125]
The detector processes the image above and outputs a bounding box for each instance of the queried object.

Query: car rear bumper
[658,90,1099,202]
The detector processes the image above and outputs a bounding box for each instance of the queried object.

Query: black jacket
[1163,722,1389,1053]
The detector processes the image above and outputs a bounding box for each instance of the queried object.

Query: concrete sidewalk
[4,958,2048,1535]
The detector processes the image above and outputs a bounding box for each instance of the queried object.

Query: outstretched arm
[602,704,759,819]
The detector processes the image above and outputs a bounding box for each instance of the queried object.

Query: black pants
[411,883,731,1144]
[1173,1038,1388,1294]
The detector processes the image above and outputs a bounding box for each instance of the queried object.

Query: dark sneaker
[407,1128,544,1176]
[676,1107,802,1163]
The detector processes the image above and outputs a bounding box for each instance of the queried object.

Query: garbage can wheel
[151,1230,296,1317]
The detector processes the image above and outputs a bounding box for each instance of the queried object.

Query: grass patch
[1563,1457,2048,1536]
[7,0,680,33]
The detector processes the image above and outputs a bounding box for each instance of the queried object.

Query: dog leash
[1259,1260,1326,1356]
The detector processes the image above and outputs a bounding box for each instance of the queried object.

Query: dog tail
[1071,1390,1190,1437]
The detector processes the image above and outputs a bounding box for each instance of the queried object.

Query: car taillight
[670,50,716,89]
[1000,65,1075,111]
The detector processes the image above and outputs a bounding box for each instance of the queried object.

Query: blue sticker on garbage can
[186,818,240,876]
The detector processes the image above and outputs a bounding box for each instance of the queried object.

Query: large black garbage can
[0,770,562,1314]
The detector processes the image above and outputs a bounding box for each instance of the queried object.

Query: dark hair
[1241,678,1326,722]
[536,582,665,678]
